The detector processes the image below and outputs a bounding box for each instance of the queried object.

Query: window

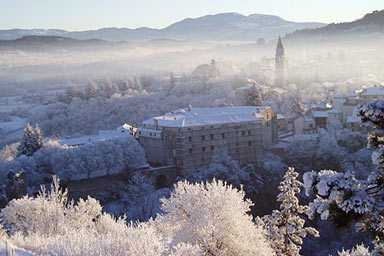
[149,133,152,136]
[222,133,225,138]
[201,157,205,162]
[211,146,214,151]
[189,148,193,154]
[188,137,192,142]
[202,135,205,141]
[242,131,245,136]
[248,130,251,135]
[210,134,214,140]
[248,141,252,146]
[202,147,205,152]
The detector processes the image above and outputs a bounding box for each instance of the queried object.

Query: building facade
[138,106,278,171]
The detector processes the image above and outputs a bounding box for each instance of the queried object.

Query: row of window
[188,130,253,142]
[188,141,253,154]
[138,131,158,137]
[189,145,215,154]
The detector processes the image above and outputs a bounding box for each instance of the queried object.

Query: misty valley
[0,7,383,256]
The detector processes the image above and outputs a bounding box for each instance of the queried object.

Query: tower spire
[275,36,286,88]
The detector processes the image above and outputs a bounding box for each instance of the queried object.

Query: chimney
[154,118,159,130]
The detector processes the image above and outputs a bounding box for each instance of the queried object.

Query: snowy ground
[0,96,33,113]
[0,240,34,256]
[0,94,47,147]
[0,117,26,131]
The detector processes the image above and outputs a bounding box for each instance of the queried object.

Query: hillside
[286,10,384,41]
[0,13,325,42]
[0,35,130,51]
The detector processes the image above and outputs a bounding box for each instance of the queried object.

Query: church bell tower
[275,36,286,88]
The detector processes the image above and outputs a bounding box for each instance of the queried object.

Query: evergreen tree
[168,72,176,94]
[303,100,384,254]
[291,91,305,118]
[245,85,263,106]
[17,123,43,157]
[261,167,319,256]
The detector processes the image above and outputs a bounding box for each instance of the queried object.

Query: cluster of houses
[54,36,384,173]
[306,85,384,132]
[56,83,384,174]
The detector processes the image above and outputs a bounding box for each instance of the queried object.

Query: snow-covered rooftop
[58,124,134,146]
[327,108,343,114]
[313,111,328,118]
[235,83,268,91]
[235,84,253,91]
[361,86,384,96]
[141,106,265,128]
[347,116,360,123]
[271,88,286,94]
[345,93,359,98]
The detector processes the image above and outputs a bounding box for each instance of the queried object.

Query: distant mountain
[0,35,127,51]
[286,10,384,41]
[0,13,325,42]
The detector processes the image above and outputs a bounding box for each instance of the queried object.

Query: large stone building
[138,106,278,171]
[275,36,286,88]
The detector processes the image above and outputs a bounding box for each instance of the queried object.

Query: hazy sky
[1,0,383,31]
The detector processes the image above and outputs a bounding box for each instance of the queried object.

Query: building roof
[327,108,343,114]
[313,111,328,118]
[141,106,265,128]
[323,82,335,88]
[235,83,268,91]
[345,92,359,98]
[235,84,252,91]
[58,124,134,146]
[276,36,285,55]
[271,88,286,94]
[347,116,360,123]
[361,86,384,96]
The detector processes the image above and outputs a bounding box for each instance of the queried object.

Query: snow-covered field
[0,96,33,113]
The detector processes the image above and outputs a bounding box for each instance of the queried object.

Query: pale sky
[1,0,383,31]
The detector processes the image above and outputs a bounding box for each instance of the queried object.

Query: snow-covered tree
[303,100,384,254]
[17,123,43,157]
[156,179,274,256]
[261,167,319,256]
[190,150,263,196]
[2,177,277,255]
[290,91,305,118]
[245,85,263,106]
[168,72,176,94]
[0,142,20,162]
[0,176,201,256]
[338,244,371,256]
